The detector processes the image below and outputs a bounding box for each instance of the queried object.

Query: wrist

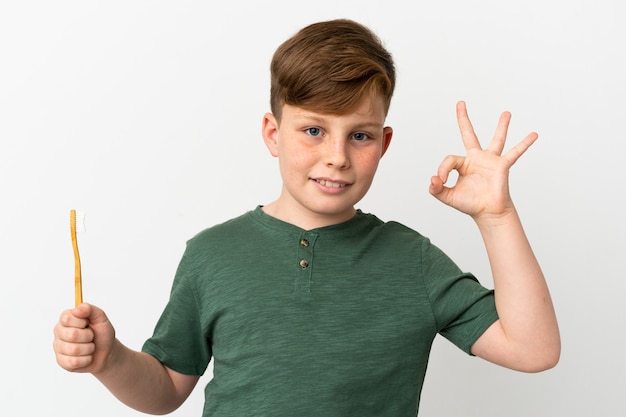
[473,205,520,231]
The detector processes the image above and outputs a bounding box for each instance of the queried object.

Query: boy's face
[262,96,393,229]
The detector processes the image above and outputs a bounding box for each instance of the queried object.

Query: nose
[323,137,350,169]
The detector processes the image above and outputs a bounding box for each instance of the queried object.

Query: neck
[261,201,356,230]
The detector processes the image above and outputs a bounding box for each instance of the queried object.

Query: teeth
[317,179,345,188]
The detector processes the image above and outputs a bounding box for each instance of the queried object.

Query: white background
[1,1,624,416]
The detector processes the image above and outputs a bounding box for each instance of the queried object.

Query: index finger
[456,101,481,151]
[59,308,89,329]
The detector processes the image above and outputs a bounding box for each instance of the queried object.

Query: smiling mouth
[314,179,348,188]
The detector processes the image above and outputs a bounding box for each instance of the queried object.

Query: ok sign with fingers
[429,101,538,221]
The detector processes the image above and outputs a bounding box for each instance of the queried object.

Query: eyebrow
[293,113,384,130]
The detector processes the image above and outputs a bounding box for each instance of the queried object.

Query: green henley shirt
[142,206,498,416]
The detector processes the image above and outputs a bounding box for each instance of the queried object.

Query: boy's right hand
[53,303,116,374]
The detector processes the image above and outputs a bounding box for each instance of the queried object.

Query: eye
[305,127,322,137]
[352,132,370,141]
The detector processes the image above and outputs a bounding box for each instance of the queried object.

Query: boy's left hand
[429,101,538,221]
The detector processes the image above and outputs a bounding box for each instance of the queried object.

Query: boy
[53,19,560,416]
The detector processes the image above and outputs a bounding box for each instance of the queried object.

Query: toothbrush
[70,210,85,306]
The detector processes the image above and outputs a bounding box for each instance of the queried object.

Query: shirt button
[299,259,309,269]
[300,239,309,247]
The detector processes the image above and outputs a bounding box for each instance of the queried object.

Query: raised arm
[53,303,199,414]
[429,101,560,372]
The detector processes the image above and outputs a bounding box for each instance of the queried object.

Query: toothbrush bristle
[73,210,86,232]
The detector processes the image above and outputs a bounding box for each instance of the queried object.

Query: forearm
[93,339,188,415]
[475,208,560,370]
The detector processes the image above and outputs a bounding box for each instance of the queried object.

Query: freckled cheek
[290,149,319,170]
[279,152,317,179]
[353,151,383,173]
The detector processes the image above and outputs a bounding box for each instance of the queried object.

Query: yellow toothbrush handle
[70,210,83,306]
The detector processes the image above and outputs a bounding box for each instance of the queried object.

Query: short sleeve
[142,248,212,375]
[419,238,499,354]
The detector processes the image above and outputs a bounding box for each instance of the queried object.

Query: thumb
[429,175,448,200]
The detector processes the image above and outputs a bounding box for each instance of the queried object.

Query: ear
[262,112,280,157]
[380,126,393,157]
